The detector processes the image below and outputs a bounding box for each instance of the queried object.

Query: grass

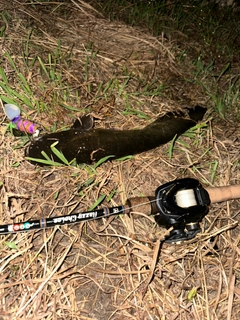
[0,27,164,129]
[93,0,240,118]
[0,50,78,117]
[26,143,76,166]
[2,1,238,124]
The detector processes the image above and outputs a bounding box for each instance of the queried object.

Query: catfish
[26,106,206,165]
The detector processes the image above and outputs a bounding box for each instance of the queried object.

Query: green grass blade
[116,155,134,161]
[26,155,63,167]
[93,155,115,169]
[0,66,9,83]
[50,141,72,165]
[38,56,50,79]
[167,134,178,160]
[88,194,106,211]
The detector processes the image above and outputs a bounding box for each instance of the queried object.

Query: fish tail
[146,106,206,128]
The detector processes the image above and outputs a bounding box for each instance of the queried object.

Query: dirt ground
[0,1,239,319]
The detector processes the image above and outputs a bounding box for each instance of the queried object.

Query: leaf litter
[0,1,239,319]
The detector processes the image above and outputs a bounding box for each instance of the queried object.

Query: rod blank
[0,206,127,235]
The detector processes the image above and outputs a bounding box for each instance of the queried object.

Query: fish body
[26,106,206,165]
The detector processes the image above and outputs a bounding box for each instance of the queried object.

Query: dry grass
[0,1,239,319]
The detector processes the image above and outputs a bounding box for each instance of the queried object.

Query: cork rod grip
[206,185,240,204]
[125,196,158,215]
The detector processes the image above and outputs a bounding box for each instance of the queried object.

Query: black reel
[155,178,210,243]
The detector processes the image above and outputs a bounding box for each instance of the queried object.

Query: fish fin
[187,106,207,122]
[71,114,94,130]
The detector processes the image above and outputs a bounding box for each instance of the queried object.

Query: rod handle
[125,196,158,215]
[206,185,240,204]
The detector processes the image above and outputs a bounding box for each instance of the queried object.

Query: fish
[5,104,39,137]
[25,106,206,166]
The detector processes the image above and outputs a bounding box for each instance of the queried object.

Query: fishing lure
[4,103,39,137]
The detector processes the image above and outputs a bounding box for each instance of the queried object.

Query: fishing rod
[1,178,239,243]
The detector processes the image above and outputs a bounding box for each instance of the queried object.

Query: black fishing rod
[1,178,240,243]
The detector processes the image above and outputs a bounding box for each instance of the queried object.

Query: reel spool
[154,178,210,243]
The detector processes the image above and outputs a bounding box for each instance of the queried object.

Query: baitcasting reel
[154,178,211,243]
